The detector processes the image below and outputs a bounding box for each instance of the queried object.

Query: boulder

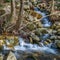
[7,51,17,60]
[30,33,40,41]
[44,41,49,46]
[57,36,60,40]
[50,35,57,40]
[35,28,42,36]
[55,40,60,49]
[27,23,36,31]
[0,54,3,60]
[52,30,57,34]
[57,29,60,32]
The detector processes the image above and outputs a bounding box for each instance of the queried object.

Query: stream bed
[0,7,60,60]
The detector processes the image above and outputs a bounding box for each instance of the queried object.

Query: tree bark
[15,0,24,31]
[11,0,16,24]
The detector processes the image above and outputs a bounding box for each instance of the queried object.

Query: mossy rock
[57,29,60,32]
[5,36,19,47]
[51,24,56,29]
[33,22,42,28]
[56,26,60,30]
[57,29,60,35]
[30,33,40,41]
[27,23,36,31]
[35,28,42,36]
[40,28,48,34]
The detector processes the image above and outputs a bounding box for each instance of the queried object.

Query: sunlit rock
[0,40,4,46]
[5,36,18,48]
[35,22,43,28]
[47,29,53,34]
[30,10,42,19]
[46,39,52,43]
[44,41,49,46]
[7,52,17,60]
[0,54,3,60]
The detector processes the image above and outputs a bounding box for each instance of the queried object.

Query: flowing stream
[3,7,60,56]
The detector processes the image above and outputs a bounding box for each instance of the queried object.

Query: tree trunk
[51,0,55,13]
[15,0,24,31]
[11,0,16,24]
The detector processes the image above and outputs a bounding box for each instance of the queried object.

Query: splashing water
[34,7,51,27]
[14,37,57,55]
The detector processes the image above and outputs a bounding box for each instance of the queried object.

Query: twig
[19,12,60,31]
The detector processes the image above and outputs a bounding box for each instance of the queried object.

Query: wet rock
[55,40,60,49]
[50,36,57,40]
[35,28,42,36]
[56,26,60,30]
[51,43,57,48]
[40,28,48,34]
[47,29,52,34]
[57,29,60,35]
[51,24,56,29]
[35,28,48,36]
[57,36,60,40]
[27,23,36,31]
[46,39,52,43]
[44,41,49,46]
[30,33,40,41]
[52,30,57,34]
[29,37,33,44]
[25,55,37,60]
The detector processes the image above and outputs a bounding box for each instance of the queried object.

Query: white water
[34,7,51,27]
[3,37,57,54]
[14,37,57,54]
